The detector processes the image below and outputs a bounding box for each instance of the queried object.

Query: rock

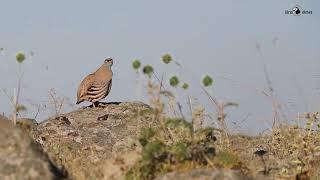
[155,169,253,180]
[0,115,66,180]
[16,118,38,136]
[32,102,153,180]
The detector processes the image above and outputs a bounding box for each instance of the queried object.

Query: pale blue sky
[1,0,319,134]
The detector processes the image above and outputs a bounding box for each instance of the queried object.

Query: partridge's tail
[76,100,83,104]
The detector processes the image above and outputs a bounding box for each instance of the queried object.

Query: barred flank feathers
[76,59,113,105]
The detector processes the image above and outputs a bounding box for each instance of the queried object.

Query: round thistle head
[104,58,113,67]
[132,59,141,70]
[169,76,179,87]
[202,75,213,87]
[142,65,154,77]
[162,53,172,64]
[182,83,189,90]
[16,52,26,63]
[16,104,27,112]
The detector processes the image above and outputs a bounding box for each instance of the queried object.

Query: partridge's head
[104,58,113,67]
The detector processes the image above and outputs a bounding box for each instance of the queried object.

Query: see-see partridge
[76,58,113,107]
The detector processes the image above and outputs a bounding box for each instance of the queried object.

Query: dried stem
[256,43,287,128]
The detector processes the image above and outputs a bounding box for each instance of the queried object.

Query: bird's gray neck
[103,63,112,69]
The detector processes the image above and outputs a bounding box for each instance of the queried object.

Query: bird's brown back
[77,64,112,104]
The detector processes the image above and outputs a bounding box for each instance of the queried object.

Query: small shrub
[214,150,240,168]
[142,140,166,161]
[194,127,217,143]
[139,128,156,146]
[165,118,192,130]
[169,142,189,162]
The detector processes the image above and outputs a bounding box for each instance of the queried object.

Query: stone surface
[33,102,152,180]
[155,169,253,180]
[16,118,38,136]
[0,115,66,180]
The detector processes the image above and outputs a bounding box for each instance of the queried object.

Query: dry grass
[125,56,320,179]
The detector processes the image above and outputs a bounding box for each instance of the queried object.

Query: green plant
[16,52,26,63]
[142,65,154,77]
[182,83,189,90]
[202,75,213,87]
[194,127,217,143]
[169,76,179,87]
[16,104,27,112]
[162,53,173,64]
[132,59,141,70]
[142,140,166,161]
[214,150,240,168]
[12,51,27,124]
[165,118,192,130]
[139,127,157,146]
[127,54,251,179]
[169,142,189,162]
[126,113,218,179]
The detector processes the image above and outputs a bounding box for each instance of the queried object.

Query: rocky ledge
[1,102,255,180]
[32,102,151,180]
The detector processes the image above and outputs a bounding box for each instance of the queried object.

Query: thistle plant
[162,53,182,67]
[16,52,26,63]
[12,51,27,125]
[16,104,27,112]
[132,59,141,71]
[169,76,179,87]
[182,83,189,90]
[0,47,4,55]
[132,59,142,99]
[143,65,154,78]
[202,75,213,87]
[162,53,172,64]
